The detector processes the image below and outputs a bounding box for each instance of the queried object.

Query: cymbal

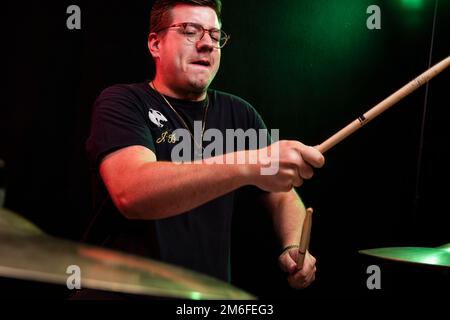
[436,243,450,252]
[0,208,255,299]
[0,207,43,236]
[359,247,450,268]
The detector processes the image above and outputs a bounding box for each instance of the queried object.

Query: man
[85,0,324,292]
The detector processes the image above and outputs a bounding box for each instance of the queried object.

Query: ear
[147,33,160,59]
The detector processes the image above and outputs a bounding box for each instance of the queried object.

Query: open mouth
[191,60,211,67]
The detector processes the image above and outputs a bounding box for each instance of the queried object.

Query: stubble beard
[189,78,209,93]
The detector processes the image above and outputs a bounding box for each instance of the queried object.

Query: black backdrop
[3,0,449,299]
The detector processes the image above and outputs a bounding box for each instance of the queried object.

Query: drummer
[84,0,324,292]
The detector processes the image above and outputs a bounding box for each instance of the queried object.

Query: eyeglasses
[155,22,230,49]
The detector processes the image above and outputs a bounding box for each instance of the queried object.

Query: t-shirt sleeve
[250,106,273,147]
[231,96,272,197]
[237,97,273,148]
[86,85,156,170]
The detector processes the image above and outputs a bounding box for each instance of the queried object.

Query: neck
[150,78,207,101]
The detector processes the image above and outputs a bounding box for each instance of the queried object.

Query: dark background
[3,0,449,299]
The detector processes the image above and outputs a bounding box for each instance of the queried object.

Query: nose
[196,32,215,51]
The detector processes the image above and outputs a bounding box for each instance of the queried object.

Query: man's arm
[260,190,317,289]
[100,141,324,220]
[260,190,305,250]
[100,145,250,219]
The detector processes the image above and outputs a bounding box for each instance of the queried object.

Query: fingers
[278,249,298,273]
[283,147,314,183]
[286,253,317,289]
[290,168,302,187]
[288,272,313,289]
[292,149,317,187]
[297,161,314,181]
[254,140,324,192]
[302,144,325,168]
[288,141,325,169]
[279,250,317,289]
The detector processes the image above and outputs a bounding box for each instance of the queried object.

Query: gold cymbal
[359,246,450,268]
[0,207,43,236]
[0,208,255,299]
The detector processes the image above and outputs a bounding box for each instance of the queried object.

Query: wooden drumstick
[297,207,313,269]
[317,56,450,154]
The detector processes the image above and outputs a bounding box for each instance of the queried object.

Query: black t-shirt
[85,82,268,282]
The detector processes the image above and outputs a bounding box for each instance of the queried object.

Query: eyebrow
[173,20,221,30]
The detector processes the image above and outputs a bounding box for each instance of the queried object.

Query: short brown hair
[149,0,222,33]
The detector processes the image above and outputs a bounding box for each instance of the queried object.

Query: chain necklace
[151,81,209,156]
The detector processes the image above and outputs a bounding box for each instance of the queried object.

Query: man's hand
[251,140,324,193]
[278,248,317,289]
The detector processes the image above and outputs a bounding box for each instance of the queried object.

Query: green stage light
[273,0,376,76]
[401,0,425,10]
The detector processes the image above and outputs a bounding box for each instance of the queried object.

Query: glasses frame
[154,22,230,49]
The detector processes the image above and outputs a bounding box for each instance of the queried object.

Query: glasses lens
[182,23,229,48]
[183,24,201,39]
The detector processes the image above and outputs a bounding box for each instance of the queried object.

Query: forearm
[106,152,255,220]
[263,190,306,248]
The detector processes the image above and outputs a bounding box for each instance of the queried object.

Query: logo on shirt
[148,108,168,128]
